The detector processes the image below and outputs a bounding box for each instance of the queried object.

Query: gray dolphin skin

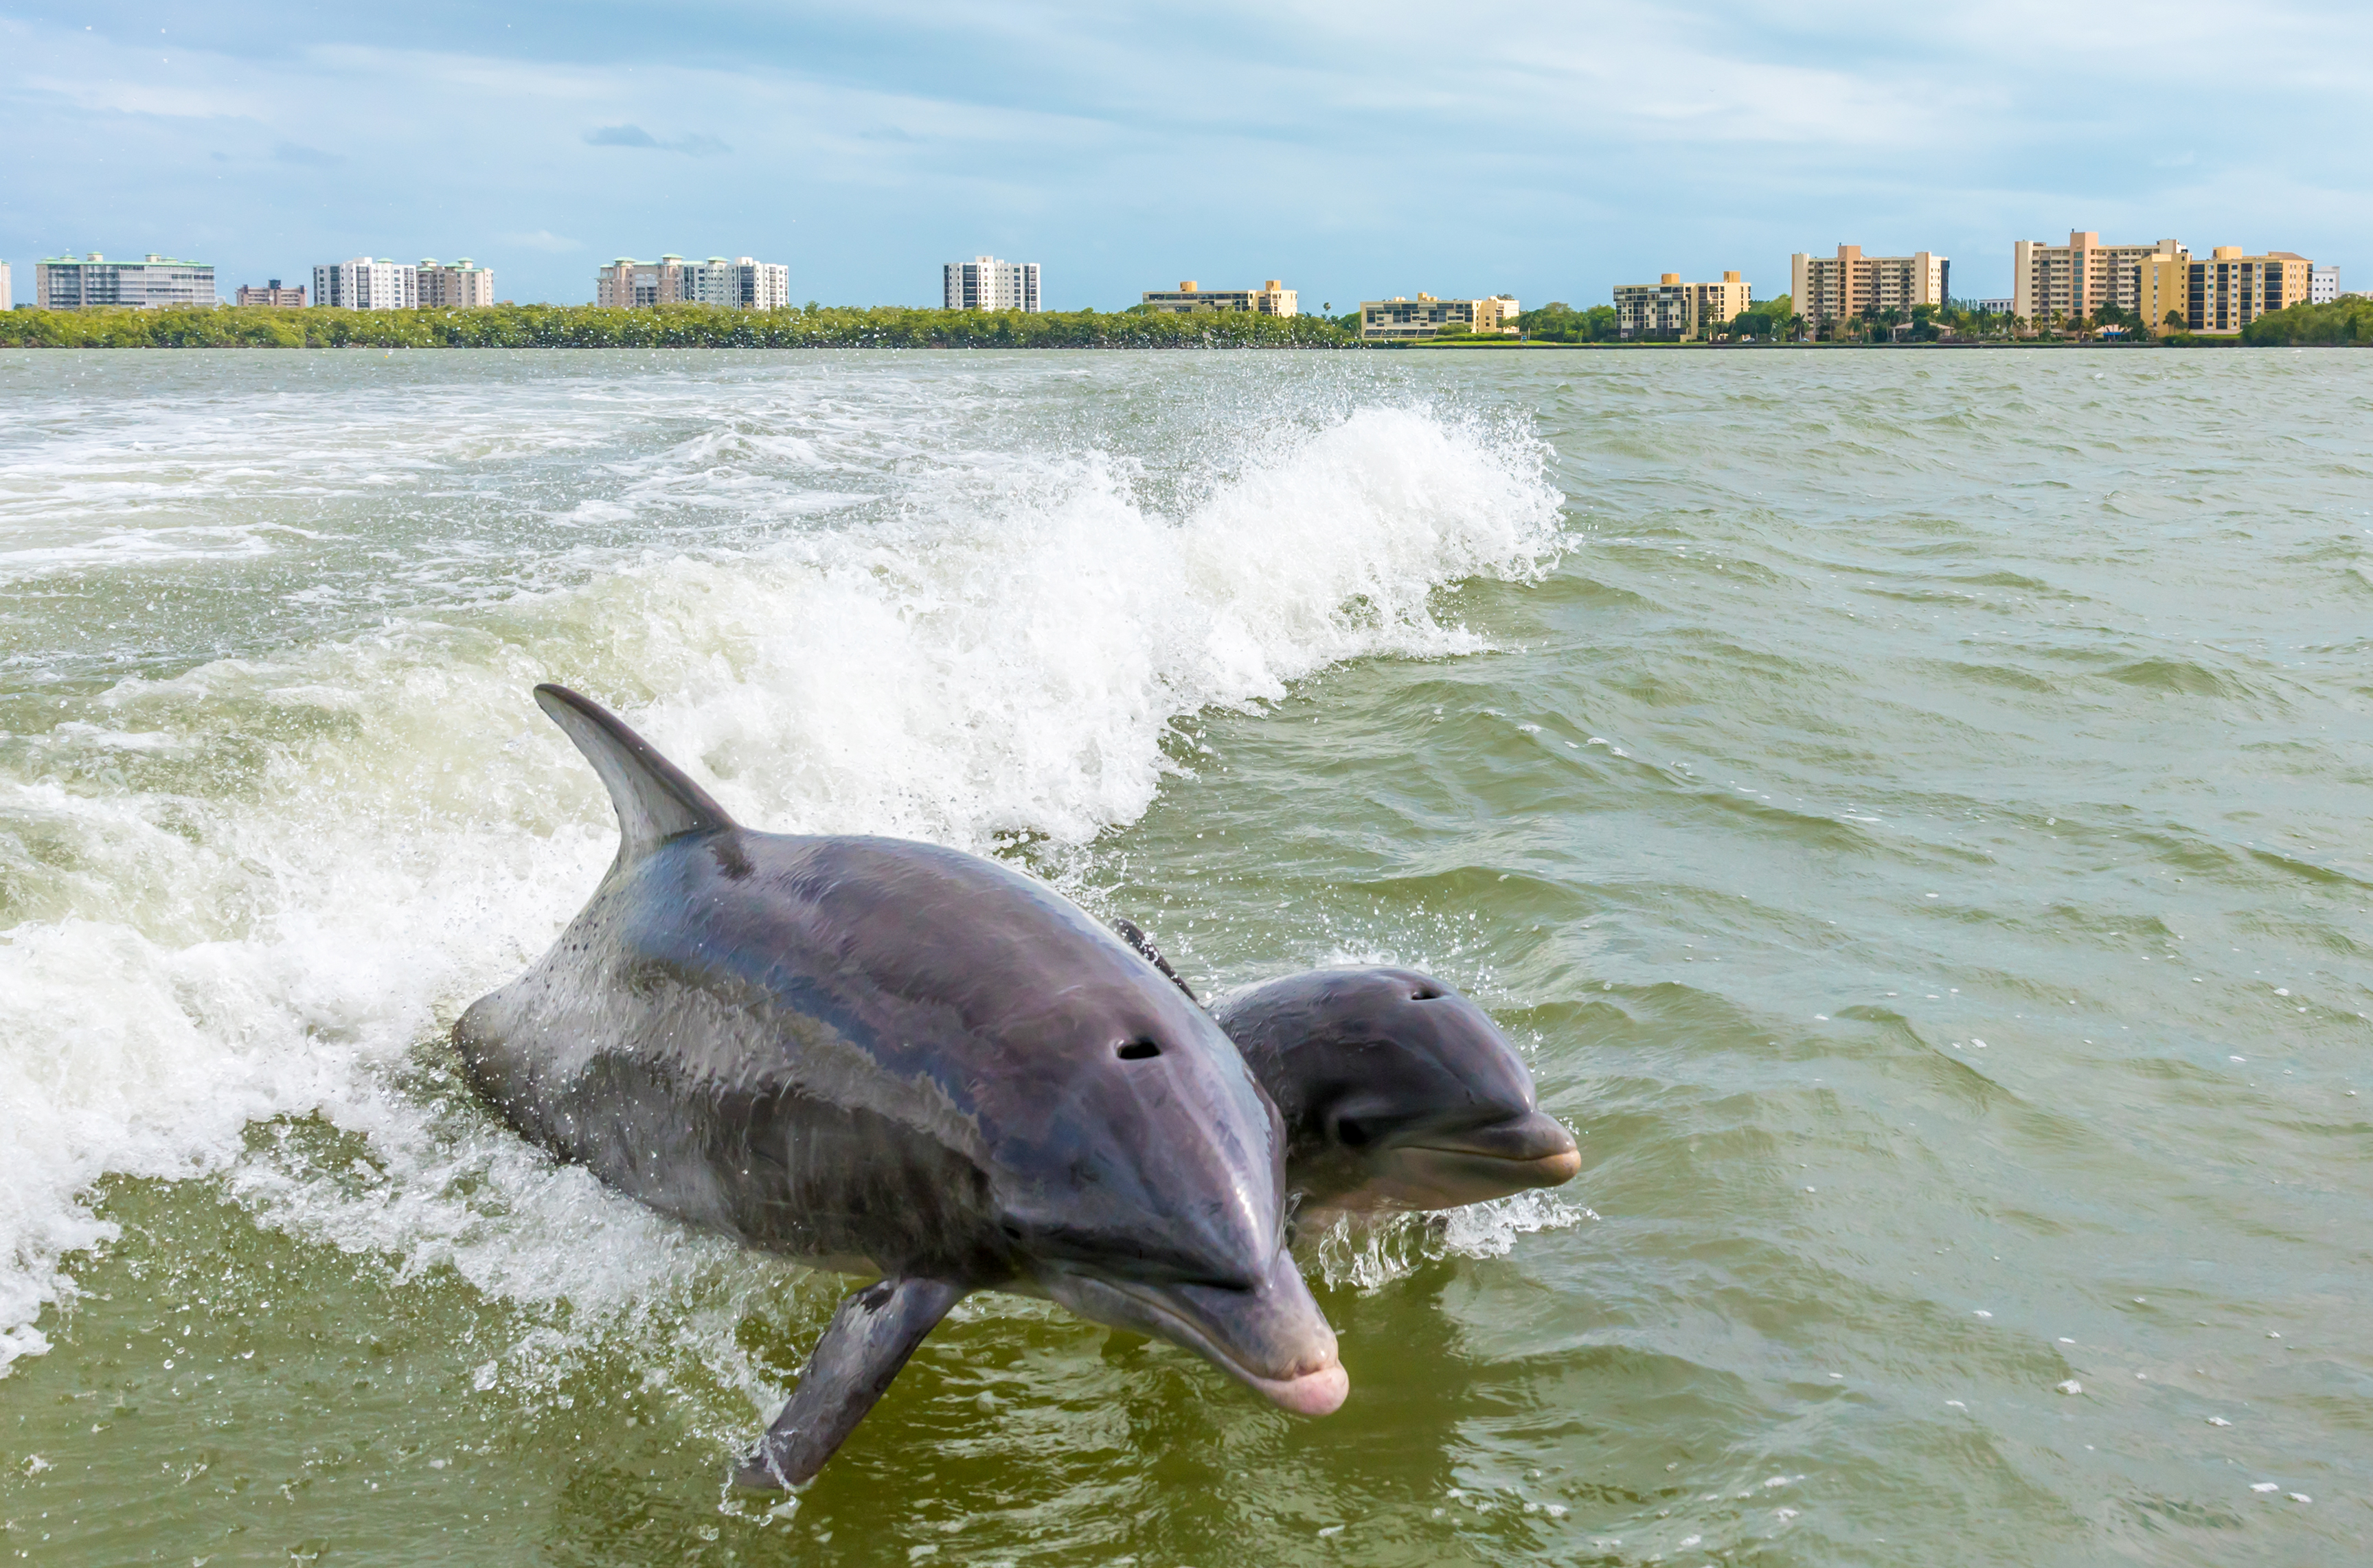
[1109,925,1580,1217]
[1211,968,1580,1216]
[454,685,1346,1490]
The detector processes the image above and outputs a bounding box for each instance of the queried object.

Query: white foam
[1308,1190,1590,1291]
[0,392,1565,1380]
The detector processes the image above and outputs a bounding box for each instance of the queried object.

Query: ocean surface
[0,345,2366,1566]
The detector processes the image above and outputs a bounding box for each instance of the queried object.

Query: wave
[0,394,1564,1377]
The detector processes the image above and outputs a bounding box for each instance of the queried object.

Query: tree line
[6,294,2360,349]
[0,303,1361,350]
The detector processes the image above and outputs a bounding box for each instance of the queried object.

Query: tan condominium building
[598,255,791,310]
[1359,293,1519,342]
[1790,247,1947,330]
[1141,280,1297,316]
[2012,232,2185,326]
[1613,271,1751,341]
[2181,247,2313,334]
[236,280,307,306]
[417,258,496,308]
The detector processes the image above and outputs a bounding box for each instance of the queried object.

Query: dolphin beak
[1376,1111,1582,1207]
[1043,1247,1348,1417]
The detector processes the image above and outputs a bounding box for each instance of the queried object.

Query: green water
[0,348,2367,1565]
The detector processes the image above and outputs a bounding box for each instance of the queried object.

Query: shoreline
[0,302,2353,350]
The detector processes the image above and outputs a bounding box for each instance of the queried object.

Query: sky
[3,0,2370,310]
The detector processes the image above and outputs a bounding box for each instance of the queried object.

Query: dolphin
[1111,924,1580,1218]
[455,685,1346,1489]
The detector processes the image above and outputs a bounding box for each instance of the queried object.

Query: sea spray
[0,376,1561,1385]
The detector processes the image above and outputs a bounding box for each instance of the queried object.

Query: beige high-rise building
[1359,294,1518,341]
[1789,247,1948,331]
[2011,231,2185,326]
[418,258,496,308]
[236,280,307,306]
[1613,271,1751,340]
[599,255,689,307]
[1141,280,1297,316]
[1,261,12,308]
[2181,248,2313,334]
[598,254,788,310]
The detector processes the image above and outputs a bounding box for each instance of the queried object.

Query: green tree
[2240,295,2373,345]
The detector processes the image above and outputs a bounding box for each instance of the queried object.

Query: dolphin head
[971,925,1346,1417]
[1212,967,1581,1215]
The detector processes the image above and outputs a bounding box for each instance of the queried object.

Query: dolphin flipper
[734,1277,968,1490]
[532,683,738,863]
[1111,918,1196,1003]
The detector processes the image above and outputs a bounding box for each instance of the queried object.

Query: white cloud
[0,2,2367,304]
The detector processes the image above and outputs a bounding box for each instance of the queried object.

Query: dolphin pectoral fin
[532,683,739,863]
[731,1277,967,1490]
[1111,918,1197,1003]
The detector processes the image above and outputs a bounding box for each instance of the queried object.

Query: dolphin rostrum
[455,685,1346,1488]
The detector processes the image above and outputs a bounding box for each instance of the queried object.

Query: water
[1,347,2366,1565]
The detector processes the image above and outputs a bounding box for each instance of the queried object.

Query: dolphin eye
[1116,1038,1161,1060]
[1336,1117,1371,1148]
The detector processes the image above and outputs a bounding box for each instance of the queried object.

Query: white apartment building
[2311,264,2339,304]
[36,253,217,308]
[0,262,11,308]
[1975,299,2014,315]
[418,258,496,308]
[944,255,1041,312]
[596,255,791,310]
[685,256,790,310]
[315,257,418,310]
[2011,232,2183,326]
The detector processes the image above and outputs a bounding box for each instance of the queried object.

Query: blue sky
[3,0,2368,310]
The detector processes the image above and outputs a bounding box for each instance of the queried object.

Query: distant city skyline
[2,1,2366,310]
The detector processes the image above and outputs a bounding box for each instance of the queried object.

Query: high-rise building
[2311,264,2340,304]
[417,259,496,308]
[2183,248,2314,334]
[236,280,308,306]
[944,256,1041,312]
[2010,232,2183,326]
[685,257,790,310]
[1613,271,1752,341]
[35,253,217,309]
[1789,247,1947,331]
[598,255,685,307]
[1357,294,1519,342]
[314,258,418,310]
[0,262,12,308]
[1140,280,1297,316]
[597,255,789,309]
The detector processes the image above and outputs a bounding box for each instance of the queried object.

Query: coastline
[1,302,2360,348]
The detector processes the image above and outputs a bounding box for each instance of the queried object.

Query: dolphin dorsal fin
[533,683,738,863]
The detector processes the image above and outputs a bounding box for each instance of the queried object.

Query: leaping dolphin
[455,685,1346,1489]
